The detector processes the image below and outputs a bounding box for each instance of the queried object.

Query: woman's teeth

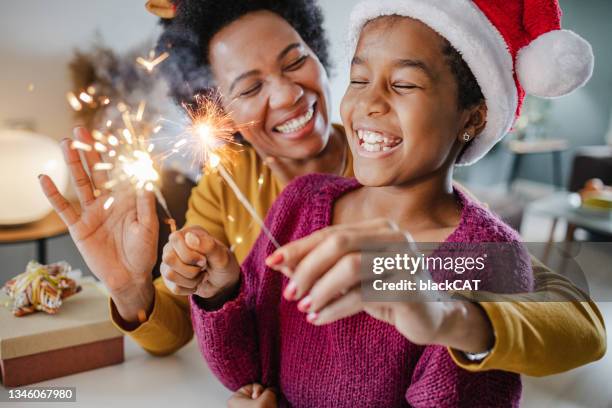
[357,129,402,152]
[275,106,314,134]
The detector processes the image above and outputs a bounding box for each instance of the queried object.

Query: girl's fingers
[267,218,395,273]
[308,287,362,326]
[38,174,79,226]
[251,383,264,399]
[160,262,202,289]
[169,230,207,268]
[74,127,109,188]
[265,227,330,272]
[161,244,204,280]
[305,253,362,313]
[161,276,198,296]
[287,225,409,300]
[60,138,95,206]
[235,384,254,398]
[186,227,232,270]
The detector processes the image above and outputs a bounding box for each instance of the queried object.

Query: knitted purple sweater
[191,174,533,407]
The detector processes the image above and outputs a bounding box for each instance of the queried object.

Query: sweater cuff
[448,301,511,372]
[109,286,190,355]
[190,272,251,336]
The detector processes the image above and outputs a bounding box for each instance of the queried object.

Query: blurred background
[1,1,611,406]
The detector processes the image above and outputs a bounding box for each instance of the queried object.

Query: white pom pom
[517,29,594,98]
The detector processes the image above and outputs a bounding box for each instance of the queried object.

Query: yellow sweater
[111,141,606,377]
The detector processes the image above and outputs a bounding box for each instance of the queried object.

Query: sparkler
[209,153,280,248]
[67,93,176,232]
[167,94,280,249]
[136,51,169,73]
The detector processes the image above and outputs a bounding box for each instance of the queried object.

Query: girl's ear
[458,101,487,144]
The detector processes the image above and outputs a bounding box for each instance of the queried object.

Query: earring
[463,132,471,142]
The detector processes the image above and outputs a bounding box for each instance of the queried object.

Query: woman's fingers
[74,127,108,188]
[136,189,158,230]
[301,253,362,313]
[60,138,95,206]
[308,287,363,326]
[38,174,79,227]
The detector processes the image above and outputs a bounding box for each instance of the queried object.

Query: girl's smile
[354,127,403,158]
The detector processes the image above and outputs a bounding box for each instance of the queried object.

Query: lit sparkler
[66,96,176,232]
[136,51,169,73]
[169,94,280,248]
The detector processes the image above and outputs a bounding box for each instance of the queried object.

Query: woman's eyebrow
[229,70,260,94]
[277,43,302,61]
[228,43,302,94]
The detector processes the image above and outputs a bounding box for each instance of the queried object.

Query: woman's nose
[269,77,304,110]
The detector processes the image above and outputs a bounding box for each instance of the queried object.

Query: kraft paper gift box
[0,281,124,387]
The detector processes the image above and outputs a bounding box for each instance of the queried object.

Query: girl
[165,0,594,406]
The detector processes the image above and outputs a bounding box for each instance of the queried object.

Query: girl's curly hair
[156,0,331,106]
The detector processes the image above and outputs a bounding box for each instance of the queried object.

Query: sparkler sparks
[66,98,176,232]
[66,92,82,111]
[136,51,169,73]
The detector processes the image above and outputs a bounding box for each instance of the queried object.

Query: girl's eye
[239,82,263,98]
[350,80,369,87]
[393,83,418,90]
[283,55,308,71]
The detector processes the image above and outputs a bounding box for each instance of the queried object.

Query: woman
[39,0,603,396]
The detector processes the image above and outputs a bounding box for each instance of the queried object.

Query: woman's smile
[272,101,318,140]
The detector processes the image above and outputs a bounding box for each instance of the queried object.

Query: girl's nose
[269,77,304,110]
[359,84,390,117]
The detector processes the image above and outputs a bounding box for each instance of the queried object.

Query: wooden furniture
[0,209,69,264]
[507,139,569,189]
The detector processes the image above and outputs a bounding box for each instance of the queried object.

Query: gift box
[0,280,124,387]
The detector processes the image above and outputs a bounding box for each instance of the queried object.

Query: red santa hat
[347,0,594,165]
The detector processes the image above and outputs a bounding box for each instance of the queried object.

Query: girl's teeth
[357,129,401,153]
[275,107,314,134]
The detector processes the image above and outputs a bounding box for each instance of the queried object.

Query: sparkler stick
[210,154,280,249]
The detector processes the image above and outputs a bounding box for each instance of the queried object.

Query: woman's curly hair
[157,0,331,106]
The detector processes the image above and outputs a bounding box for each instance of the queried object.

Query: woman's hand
[160,225,240,302]
[39,127,159,322]
[265,219,494,353]
[227,384,277,408]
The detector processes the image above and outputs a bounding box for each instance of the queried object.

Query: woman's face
[340,17,470,187]
[209,10,332,160]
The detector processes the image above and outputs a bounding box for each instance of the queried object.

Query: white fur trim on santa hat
[347,0,517,166]
[517,29,594,98]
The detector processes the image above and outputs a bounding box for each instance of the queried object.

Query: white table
[0,337,232,407]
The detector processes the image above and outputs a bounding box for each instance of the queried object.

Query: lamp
[0,129,68,225]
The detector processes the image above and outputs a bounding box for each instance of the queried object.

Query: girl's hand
[39,128,159,323]
[161,225,240,300]
[227,384,277,408]
[265,219,494,353]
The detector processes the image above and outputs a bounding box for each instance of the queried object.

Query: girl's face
[341,16,471,187]
[209,11,333,160]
